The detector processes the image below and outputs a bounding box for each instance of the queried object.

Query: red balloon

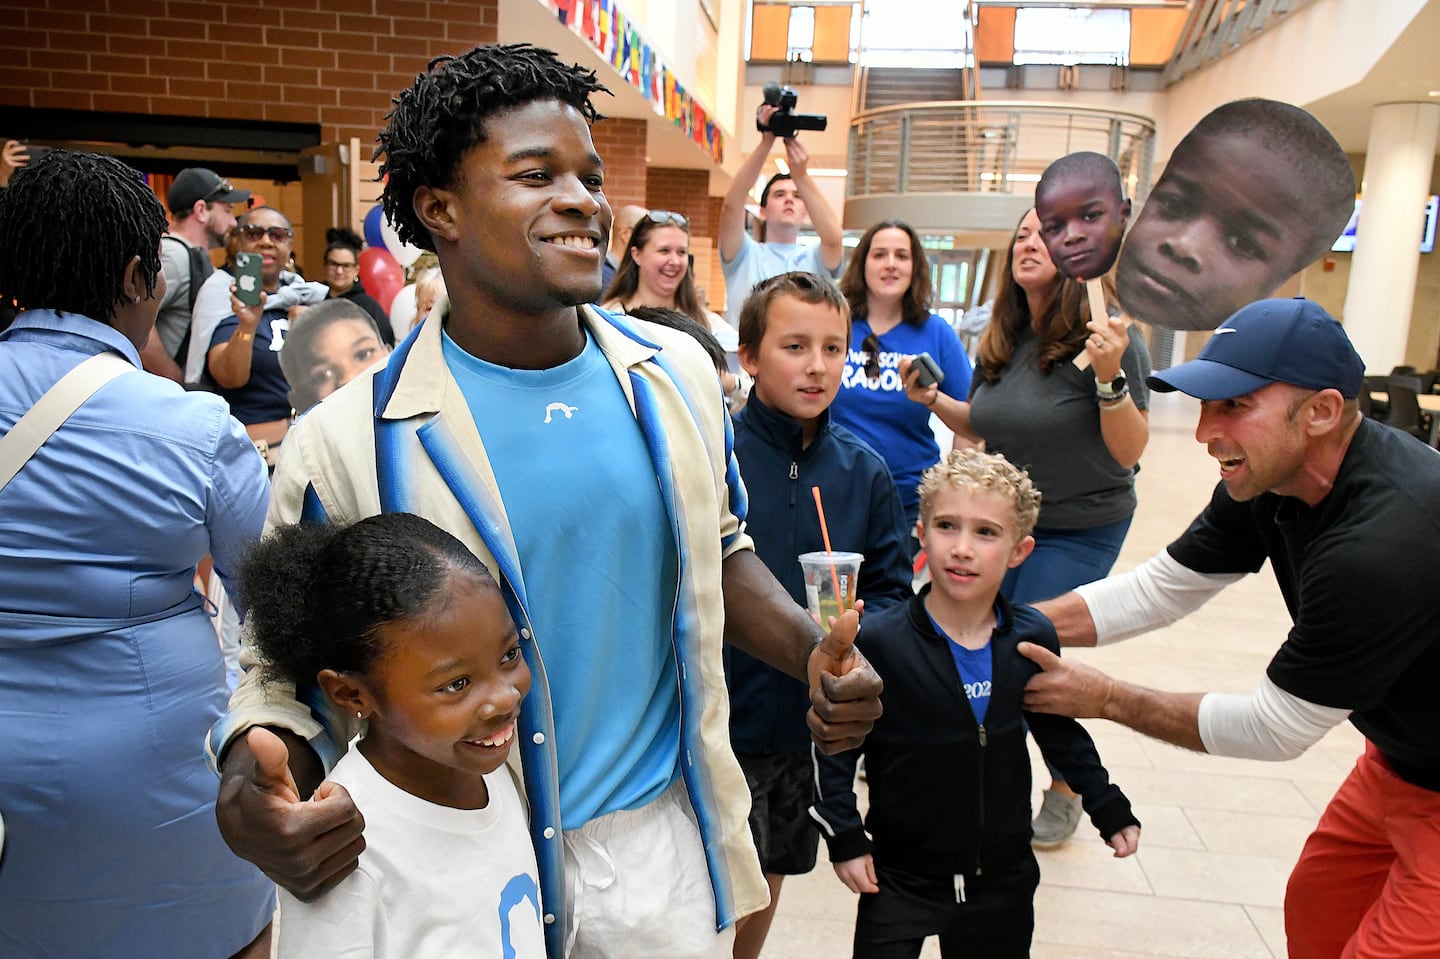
[357,246,404,313]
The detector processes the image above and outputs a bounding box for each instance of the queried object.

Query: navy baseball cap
[1147,298,1365,400]
[167,168,250,213]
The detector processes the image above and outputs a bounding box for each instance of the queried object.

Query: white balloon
[378,211,423,268]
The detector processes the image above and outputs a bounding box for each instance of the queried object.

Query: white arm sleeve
[1073,550,1245,645]
[1198,676,1351,761]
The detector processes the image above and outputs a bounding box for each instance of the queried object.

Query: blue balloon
[363,204,386,250]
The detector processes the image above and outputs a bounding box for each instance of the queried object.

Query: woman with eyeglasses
[206,207,310,457]
[958,207,1150,848]
[829,220,974,533]
[601,210,746,404]
[321,227,396,346]
[0,150,274,958]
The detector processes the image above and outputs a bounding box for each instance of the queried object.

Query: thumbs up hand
[806,601,883,754]
[1018,641,1116,719]
[216,727,367,902]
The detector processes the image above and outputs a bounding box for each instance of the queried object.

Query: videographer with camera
[720,86,843,326]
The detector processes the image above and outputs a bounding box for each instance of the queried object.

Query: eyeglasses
[863,331,881,380]
[646,210,689,228]
[203,179,236,203]
[239,224,293,243]
[324,258,358,270]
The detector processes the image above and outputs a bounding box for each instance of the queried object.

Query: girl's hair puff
[917,448,1042,540]
[238,513,499,686]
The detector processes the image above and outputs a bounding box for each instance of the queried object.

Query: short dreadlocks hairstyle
[0,150,166,325]
[376,42,611,253]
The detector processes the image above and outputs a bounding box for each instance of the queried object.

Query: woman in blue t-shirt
[829,220,973,531]
[207,207,301,454]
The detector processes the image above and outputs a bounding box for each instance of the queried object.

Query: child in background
[626,304,751,413]
[728,271,913,959]
[237,513,543,959]
[810,449,1140,958]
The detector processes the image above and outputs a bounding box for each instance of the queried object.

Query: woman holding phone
[0,150,273,957]
[206,207,316,460]
[830,219,973,533]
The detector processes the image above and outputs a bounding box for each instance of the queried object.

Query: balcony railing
[847,100,1157,203]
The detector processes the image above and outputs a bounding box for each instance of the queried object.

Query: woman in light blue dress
[0,151,274,958]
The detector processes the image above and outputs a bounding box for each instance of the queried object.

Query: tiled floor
[759,392,1362,958]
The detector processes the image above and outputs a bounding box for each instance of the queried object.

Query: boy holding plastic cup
[728,271,913,959]
[810,449,1140,957]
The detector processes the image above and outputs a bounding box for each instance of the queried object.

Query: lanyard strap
[0,351,134,494]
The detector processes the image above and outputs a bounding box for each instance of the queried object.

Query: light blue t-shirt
[721,233,839,324]
[928,608,993,725]
[829,314,973,514]
[443,327,681,828]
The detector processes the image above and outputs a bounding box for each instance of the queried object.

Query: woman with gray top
[952,206,1151,847]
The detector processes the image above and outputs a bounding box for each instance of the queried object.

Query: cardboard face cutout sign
[279,300,391,415]
[1034,151,1131,282]
[1113,98,1356,331]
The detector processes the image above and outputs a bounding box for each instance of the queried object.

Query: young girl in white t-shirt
[239,512,544,959]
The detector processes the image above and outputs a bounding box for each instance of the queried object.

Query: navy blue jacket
[811,589,1139,877]
[726,394,912,753]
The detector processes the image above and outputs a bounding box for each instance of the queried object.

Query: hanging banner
[545,0,725,163]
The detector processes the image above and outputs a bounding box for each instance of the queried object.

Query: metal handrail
[847,99,1156,202]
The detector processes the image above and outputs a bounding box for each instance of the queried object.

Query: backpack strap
[0,352,135,494]
[162,235,216,364]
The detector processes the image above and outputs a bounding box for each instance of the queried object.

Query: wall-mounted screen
[1331,195,1439,253]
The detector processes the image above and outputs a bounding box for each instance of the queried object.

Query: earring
[356,711,364,719]
[132,295,140,303]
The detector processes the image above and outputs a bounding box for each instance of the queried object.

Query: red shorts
[1285,742,1440,958]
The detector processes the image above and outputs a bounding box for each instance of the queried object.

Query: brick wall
[0,0,498,143]
[589,116,647,215]
[646,167,713,237]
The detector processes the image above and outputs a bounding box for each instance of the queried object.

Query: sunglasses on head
[239,224,292,243]
[202,179,236,203]
[646,210,689,229]
[863,331,882,380]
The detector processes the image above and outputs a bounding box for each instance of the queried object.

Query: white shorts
[563,779,737,959]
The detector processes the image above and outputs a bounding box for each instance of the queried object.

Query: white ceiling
[1304,0,1440,154]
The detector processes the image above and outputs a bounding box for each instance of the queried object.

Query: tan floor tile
[1137,846,1292,908]
[1033,885,1273,958]
[1125,802,1205,849]
[1246,905,1288,959]
[1134,737,1349,784]
[1036,832,1154,893]
[1097,764,1317,817]
[1293,777,1345,818]
[1183,807,1321,859]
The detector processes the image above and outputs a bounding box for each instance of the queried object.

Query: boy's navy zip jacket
[810,588,1140,876]
[727,394,912,754]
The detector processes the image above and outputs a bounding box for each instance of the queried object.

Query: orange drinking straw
[811,486,846,618]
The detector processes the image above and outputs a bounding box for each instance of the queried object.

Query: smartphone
[233,252,263,307]
[912,351,945,389]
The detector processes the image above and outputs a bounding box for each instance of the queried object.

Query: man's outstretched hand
[216,727,367,902]
[806,603,883,754]
[1019,641,1115,719]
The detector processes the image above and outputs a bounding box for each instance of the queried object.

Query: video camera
[757,82,828,139]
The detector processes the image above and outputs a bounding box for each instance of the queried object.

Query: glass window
[1013,7,1130,66]
[787,6,815,61]
[859,0,973,68]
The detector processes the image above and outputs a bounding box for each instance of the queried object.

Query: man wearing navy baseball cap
[1018,298,1440,956]
[143,167,253,381]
